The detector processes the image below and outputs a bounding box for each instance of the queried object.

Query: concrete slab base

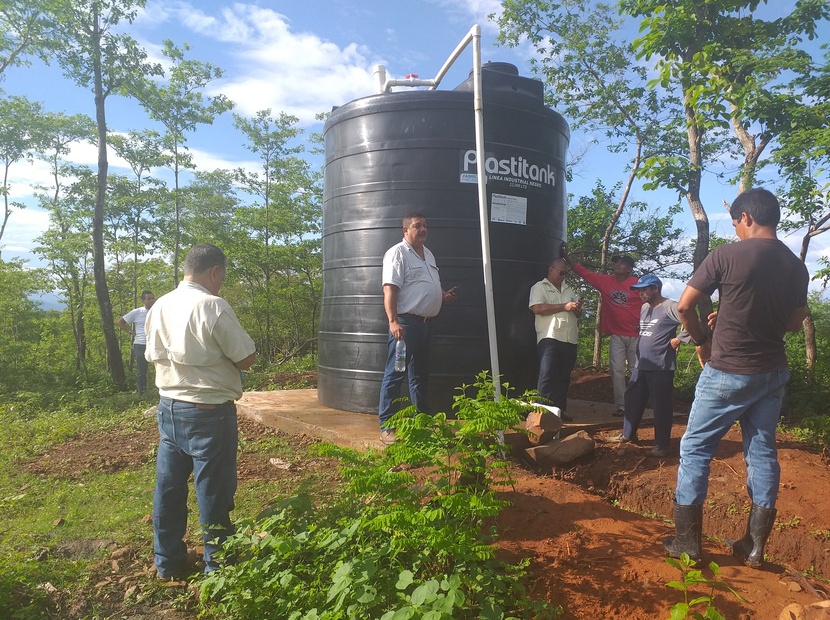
[237,390,686,451]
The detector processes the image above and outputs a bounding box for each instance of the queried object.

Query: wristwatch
[692,334,708,347]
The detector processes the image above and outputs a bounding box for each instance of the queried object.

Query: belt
[169,398,233,410]
[400,313,433,323]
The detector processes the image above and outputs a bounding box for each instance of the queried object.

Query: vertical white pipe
[471,25,502,401]
[373,64,387,94]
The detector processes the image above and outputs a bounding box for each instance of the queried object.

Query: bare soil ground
[23,372,830,619]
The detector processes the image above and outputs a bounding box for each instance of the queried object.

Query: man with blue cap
[608,274,690,457]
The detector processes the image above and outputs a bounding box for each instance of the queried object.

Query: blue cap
[630,274,662,290]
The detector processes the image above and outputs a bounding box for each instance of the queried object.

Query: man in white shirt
[378,213,456,444]
[118,290,155,394]
[145,243,256,580]
[529,258,583,421]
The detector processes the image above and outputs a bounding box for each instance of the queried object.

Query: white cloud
[186,146,259,176]
[0,208,51,258]
[428,0,504,32]
[143,2,382,122]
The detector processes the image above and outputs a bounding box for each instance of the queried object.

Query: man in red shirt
[562,243,640,415]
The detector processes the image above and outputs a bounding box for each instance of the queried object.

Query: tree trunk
[800,232,816,372]
[591,140,642,367]
[592,299,603,367]
[90,8,126,390]
[730,108,773,195]
[803,310,817,374]
[684,101,713,319]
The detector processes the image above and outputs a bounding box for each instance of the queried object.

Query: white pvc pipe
[470,25,502,401]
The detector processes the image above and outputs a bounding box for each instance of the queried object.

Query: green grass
[0,387,342,619]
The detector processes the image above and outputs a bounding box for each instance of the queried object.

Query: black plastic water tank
[319,62,569,414]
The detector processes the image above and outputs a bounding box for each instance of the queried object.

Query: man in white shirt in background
[145,243,256,580]
[529,258,583,422]
[118,290,156,394]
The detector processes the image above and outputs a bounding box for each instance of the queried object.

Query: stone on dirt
[525,408,564,445]
[525,430,594,466]
[780,600,830,620]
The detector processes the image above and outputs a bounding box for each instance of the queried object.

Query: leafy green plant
[775,515,801,531]
[200,372,560,619]
[665,553,745,620]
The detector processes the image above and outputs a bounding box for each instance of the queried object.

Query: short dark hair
[141,290,154,299]
[402,213,427,227]
[729,188,780,227]
[183,243,227,276]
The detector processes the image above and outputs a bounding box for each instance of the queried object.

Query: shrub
[199,372,560,619]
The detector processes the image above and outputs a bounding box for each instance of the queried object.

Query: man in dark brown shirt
[663,188,809,566]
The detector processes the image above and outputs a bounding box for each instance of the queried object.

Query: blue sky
[0,0,826,301]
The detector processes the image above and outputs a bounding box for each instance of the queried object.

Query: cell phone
[449,283,461,293]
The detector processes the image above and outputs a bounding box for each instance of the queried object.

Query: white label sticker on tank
[490,193,527,225]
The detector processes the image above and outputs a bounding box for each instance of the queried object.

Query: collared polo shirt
[122,306,149,344]
[145,280,256,404]
[528,278,580,344]
[382,238,443,318]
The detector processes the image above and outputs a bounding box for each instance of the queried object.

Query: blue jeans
[537,338,577,413]
[623,369,675,447]
[133,344,148,394]
[378,315,433,429]
[675,365,789,509]
[154,397,238,577]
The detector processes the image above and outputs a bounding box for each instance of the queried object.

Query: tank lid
[453,61,544,103]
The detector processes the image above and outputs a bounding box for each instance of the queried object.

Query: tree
[498,0,676,364]
[0,258,50,392]
[234,110,302,359]
[776,47,830,372]
[0,95,43,253]
[51,0,162,390]
[0,0,56,78]
[620,0,830,270]
[109,129,169,305]
[178,168,241,251]
[31,109,96,372]
[232,110,321,362]
[35,169,96,373]
[134,40,233,285]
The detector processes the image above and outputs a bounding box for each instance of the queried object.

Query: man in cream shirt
[529,258,583,421]
[145,243,256,580]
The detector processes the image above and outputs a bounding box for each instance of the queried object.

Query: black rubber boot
[663,502,703,561]
[727,503,776,568]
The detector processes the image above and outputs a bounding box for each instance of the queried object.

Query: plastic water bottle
[394,339,406,372]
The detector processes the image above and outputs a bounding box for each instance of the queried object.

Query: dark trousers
[133,343,148,394]
[378,315,434,428]
[537,338,577,413]
[623,368,675,447]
